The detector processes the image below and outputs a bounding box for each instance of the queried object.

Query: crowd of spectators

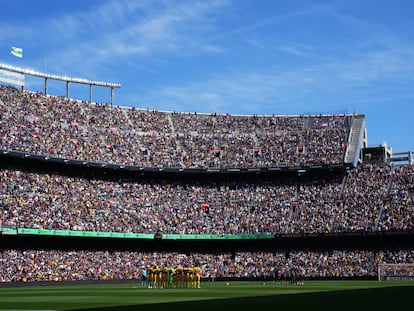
[378,164,414,231]
[1,163,413,235]
[334,164,392,232]
[335,163,414,233]
[0,85,413,285]
[0,84,352,168]
[0,168,301,234]
[1,248,413,283]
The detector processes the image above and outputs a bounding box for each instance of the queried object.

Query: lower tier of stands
[1,249,413,283]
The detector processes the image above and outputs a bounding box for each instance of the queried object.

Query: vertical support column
[89,84,93,103]
[44,78,48,95]
[66,81,69,99]
[110,87,114,106]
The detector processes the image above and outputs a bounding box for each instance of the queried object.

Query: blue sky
[0,0,413,152]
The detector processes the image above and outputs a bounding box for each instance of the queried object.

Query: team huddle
[142,266,202,289]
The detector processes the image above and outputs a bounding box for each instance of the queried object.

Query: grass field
[1,280,413,311]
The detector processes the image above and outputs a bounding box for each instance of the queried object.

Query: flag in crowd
[11,47,23,58]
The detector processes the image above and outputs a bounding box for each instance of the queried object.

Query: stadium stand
[1,163,412,235]
[0,85,352,168]
[1,249,413,282]
[0,82,413,284]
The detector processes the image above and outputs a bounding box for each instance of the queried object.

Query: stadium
[0,61,413,310]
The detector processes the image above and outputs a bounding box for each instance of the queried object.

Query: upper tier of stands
[0,84,353,169]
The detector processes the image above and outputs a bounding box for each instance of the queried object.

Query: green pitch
[0,281,413,311]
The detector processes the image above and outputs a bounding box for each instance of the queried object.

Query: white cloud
[131,38,414,114]
[0,0,229,74]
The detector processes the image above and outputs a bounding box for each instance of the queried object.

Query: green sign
[15,228,273,240]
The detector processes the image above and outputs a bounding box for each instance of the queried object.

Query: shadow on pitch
[66,286,414,311]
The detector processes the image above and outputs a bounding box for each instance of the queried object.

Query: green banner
[15,228,273,240]
[16,228,154,239]
[1,227,17,235]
